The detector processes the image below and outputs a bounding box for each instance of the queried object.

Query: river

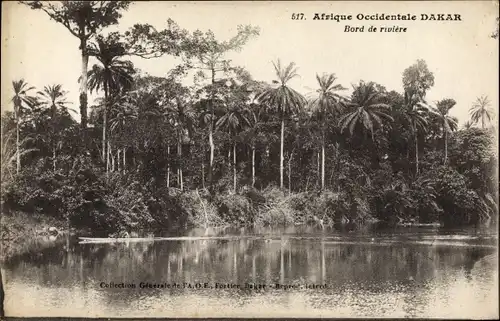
[2,225,498,318]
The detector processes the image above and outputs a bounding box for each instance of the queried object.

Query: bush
[215,193,253,225]
[431,166,486,226]
[178,190,224,228]
[2,156,157,234]
[253,186,295,226]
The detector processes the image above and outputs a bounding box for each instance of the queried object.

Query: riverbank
[0,211,81,262]
[3,182,480,244]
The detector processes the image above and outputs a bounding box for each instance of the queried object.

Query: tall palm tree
[165,97,195,191]
[308,73,346,190]
[87,36,135,170]
[37,84,72,171]
[109,94,138,172]
[433,99,458,164]
[400,92,429,175]
[11,79,37,174]
[216,102,250,193]
[243,100,266,188]
[339,81,393,141]
[257,60,306,189]
[469,95,493,129]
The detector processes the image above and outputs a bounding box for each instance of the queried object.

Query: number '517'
[291,13,305,20]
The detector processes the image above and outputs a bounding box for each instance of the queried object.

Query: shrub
[2,156,157,234]
[215,193,253,225]
[178,190,224,228]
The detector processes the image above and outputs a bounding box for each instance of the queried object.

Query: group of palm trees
[5,1,495,197]
[8,54,495,195]
[9,81,74,175]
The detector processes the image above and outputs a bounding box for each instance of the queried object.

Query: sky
[1,1,499,126]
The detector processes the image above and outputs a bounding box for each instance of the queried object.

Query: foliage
[2,7,498,233]
[339,81,393,140]
[469,95,494,129]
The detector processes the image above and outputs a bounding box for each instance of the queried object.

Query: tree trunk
[178,139,183,191]
[53,146,56,172]
[180,167,183,191]
[167,145,170,188]
[317,151,320,187]
[335,142,339,187]
[208,68,216,192]
[123,147,126,172]
[233,142,237,193]
[201,160,205,189]
[280,117,285,189]
[252,144,256,187]
[288,153,292,196]
[111,147,115,172]
[415,130,419,175]
[79,43,89,130]
[117,149,121,172]
[51,105,57,172]
[444,128,448,165]
[482,112,485,129]
[102,86,108,166]
[321,132,325,191]
[208,127,214,190]
[107,141,111,174]
[16,111,20,174]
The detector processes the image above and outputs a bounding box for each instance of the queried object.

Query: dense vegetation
[1,1,498,236]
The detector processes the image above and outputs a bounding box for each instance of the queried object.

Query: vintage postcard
[1,0,498,319]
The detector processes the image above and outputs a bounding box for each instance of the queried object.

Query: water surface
[2,226,498,318]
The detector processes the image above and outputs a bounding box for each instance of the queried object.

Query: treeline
[1,1,497,234]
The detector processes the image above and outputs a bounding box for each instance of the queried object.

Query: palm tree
[339,81,393,141]
[308,73,346,190]
[243,100,266,188]
[1,126,36,183]
[37,84,72,170]
[165,97,195,191]
[257,60,306,189]
[399,92,429,175]
[87,36,135,171]
[463,120,473,130]
[433,99,458,164]
[469,95,493,129]
[109,94,138,172]
[11,79,37,174]
[216,102,250,193]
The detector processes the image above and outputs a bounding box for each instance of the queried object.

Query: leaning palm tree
[308,73,346,190]
[433,99,458,164]
[216,102,250,193]
[11,79,37,174]
[87,35,135,169]
[339,81,393,141]
[469,95,493,129]
[256,60,307,189]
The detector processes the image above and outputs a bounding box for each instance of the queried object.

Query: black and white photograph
[1,1,498,318]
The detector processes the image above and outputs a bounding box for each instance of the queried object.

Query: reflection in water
[2,227,498,318]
